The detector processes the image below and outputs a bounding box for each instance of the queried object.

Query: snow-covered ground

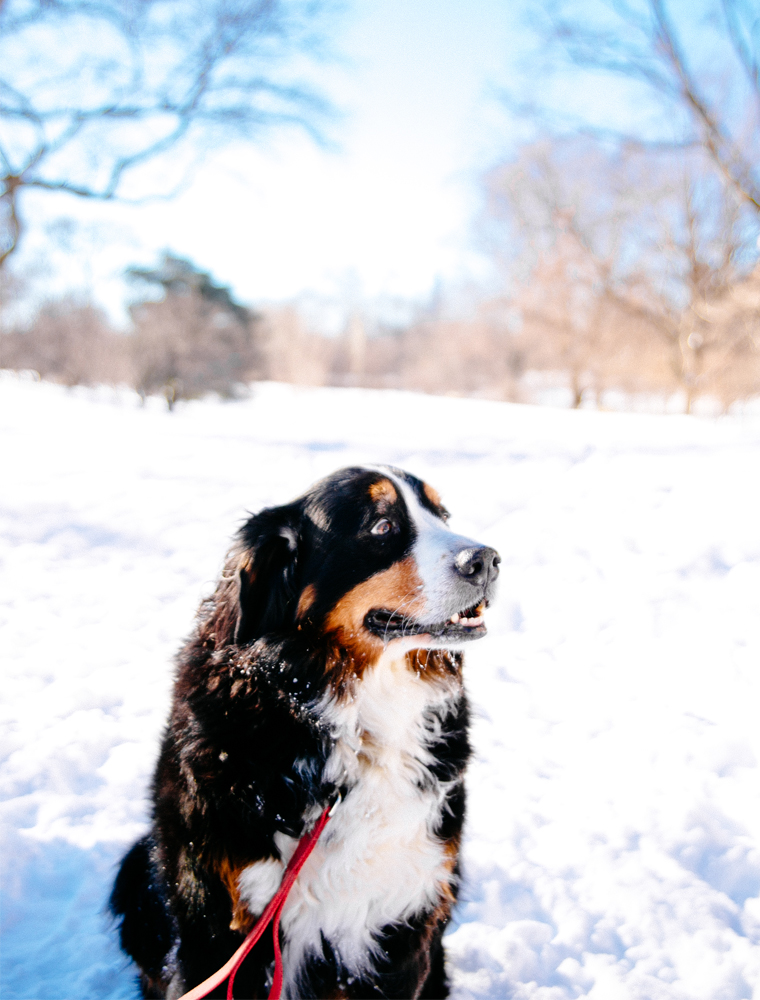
[2,373,760,1000]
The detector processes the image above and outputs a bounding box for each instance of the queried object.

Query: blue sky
[10,0,694,329]
[12,1,534,326]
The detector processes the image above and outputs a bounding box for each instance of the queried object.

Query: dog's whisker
[384,594,418,642]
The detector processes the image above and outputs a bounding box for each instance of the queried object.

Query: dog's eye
[371,518,393,536]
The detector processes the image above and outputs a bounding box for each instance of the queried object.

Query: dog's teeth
[450,612,460,624]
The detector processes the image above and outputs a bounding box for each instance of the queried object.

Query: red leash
[177,794,339,1000]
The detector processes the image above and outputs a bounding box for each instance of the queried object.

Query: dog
[111,465,499,999]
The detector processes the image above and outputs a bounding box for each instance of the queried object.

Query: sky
[12,0,531,329]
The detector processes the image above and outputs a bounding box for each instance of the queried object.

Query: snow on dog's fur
[111,466,499,999]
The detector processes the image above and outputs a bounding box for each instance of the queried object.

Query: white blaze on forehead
[376,468,480,622]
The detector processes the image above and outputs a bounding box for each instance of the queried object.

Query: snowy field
[3,372,760,1000]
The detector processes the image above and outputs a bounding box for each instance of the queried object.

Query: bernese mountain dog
[111,465,500,999]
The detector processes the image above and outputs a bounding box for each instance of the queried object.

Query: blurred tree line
[1,158,759,411]
[1,0,759,413]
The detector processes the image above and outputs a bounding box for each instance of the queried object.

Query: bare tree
[129,254,260,407]
[616,171,760,410]
[0,260,26,334]
[483,135,760,411]
[513,224,606,408]
[1,296,132,384]
[484,138,658,406]
[698,265,760,408]
[529,0,760,214]
[258,304,335,385]
[485,1,760,410]
[0,0,333,267]
[391,315,524,401]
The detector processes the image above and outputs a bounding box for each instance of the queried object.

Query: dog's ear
[234,503,302,645]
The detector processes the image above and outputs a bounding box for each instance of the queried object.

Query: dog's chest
[238,654,460,987]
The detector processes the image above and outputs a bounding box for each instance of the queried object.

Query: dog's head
[230,466,499,664]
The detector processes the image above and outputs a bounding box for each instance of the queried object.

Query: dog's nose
[454,546,500,587]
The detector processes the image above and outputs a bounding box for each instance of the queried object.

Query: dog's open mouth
[364,600,487,643]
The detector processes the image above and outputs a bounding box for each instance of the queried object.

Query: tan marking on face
[326,556,424,637]
[215,856,254,933]
[297,583,317,619]
[324,556,425,687]
[423,482,442,508]
[369,478,398,504]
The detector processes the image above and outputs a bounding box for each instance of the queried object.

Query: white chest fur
[236,651,461,996]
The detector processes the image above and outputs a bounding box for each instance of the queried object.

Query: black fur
[111,467,498,999]
[110,836,176,998]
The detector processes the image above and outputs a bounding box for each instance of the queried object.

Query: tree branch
[0,0,336,266]
[535,0,760,215]
[0,182,21,268]
[721,0,760,96]
[650,0,760,211]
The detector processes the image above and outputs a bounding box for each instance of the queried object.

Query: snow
[2,372,760,999]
